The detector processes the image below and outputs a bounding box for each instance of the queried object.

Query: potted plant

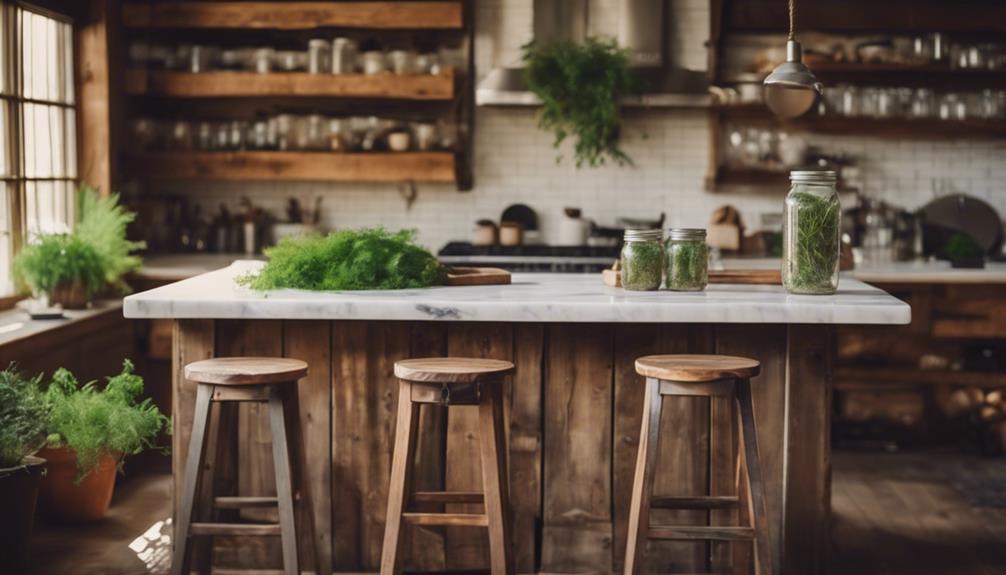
[522,37,642,168]
[12,185,145,310]
[13,233,106,309]
[38,360,167,523]
[940,232,985,269]
[0,366,49,573]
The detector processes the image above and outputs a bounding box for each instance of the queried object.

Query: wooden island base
[172,319,833,575]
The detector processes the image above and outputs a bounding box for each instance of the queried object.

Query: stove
[438,242,619,273]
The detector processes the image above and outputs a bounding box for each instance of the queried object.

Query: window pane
[0,184,11,295]
[0,100,7,176]
[22,102,70,178]
[25,180,73,237]
[64,107,76,177]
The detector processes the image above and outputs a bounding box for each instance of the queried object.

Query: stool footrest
[213,496,278,509]
[413,491,484,504]
[402,512,489,527]
[189,522,282,536]
[651,495,740,510]
[648,525,754,541]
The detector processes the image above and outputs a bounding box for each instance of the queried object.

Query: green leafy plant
[13,234,106,297]
[523,37,642,168]
[666,241,708,291]
[0,365,48,470]
[76,185,145,292]
[783,191,841,294]
[45,360,167,480]
[238,228,446,291]
[940,232,984,261]
[621,241,664,290]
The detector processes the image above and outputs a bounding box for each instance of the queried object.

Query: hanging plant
[522,38,642,168]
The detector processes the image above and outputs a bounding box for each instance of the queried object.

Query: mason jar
[665,228,708,291]
[782,170,841,295]
[620,229,664,291]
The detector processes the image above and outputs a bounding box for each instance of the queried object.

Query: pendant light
[763,0,823,120]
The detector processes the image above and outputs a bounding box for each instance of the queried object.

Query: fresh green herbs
[12,185,143,303]
[238,228,446,291]
[522,38,641,168]
[666,240,708,292]
[621,240,664,291]
[76,185,145,292]
[14,234,106,298]
[0,365,48,470]
[782,190,841,294]
[941,232,984,261]
[45,360,167,480]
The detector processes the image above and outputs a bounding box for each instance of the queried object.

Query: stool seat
[394,357,515,383]
[635,354,760,382]
[184,357,308,385]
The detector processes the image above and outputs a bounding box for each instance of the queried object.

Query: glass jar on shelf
[620,229,664,291]
[307,39,331,74]
[665,228,708,292]
[782,170,841,295]
[253,48,275,74]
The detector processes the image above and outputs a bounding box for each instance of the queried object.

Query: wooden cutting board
[445,267,512,286]
[601,268,782,287]
[708,269,782,285]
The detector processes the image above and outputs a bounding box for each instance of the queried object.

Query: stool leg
[381,380,421,575]
[284,383,330,575]
[478,383,514,575]
[624,377,663,575]
[268,387,300,575]
[736,379,775,575]
[172,383,214,575]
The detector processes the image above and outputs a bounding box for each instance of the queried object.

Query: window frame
[0,0,79,302]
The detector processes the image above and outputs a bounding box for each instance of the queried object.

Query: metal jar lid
[666,228,707,241]
[790,170,837,184]
[623,228,663,242]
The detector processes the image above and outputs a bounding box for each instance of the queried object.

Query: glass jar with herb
[782,170,841,294]
[620,229,664,291]
[665,228,708,291]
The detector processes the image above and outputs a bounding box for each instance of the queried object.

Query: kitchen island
[124,261,910,575]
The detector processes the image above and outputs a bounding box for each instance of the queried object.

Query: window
[0,2,77,296]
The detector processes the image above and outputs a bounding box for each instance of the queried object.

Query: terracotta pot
[48,281,89,309]
[37,447,119,523]
[0,456,46,575]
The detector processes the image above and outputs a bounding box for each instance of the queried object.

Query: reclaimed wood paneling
[406,322,448,572]
[510,323,544,573]
[283,320,333,575]
[783,325,834,575]
[171,319,215,552]
[444,323,514,570]
[331,321,411,570]
[716,324,788,571]
[542,324,613,572]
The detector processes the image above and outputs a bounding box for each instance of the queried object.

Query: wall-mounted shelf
[125,69,455,100]
[123,1,464,30]
[125,151,457,183]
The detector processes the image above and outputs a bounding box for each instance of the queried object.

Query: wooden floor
[24,451,1006,574]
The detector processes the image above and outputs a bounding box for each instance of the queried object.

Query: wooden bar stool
[172,357,320,575]
[624,355,775,575]
[381,358,516,575]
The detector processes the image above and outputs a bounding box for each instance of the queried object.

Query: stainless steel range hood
[476,0,710,107]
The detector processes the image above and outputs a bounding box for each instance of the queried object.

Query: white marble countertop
[124,260,910,325]
[720,257,1006,284]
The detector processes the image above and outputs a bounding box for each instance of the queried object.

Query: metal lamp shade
[763,40,823,120]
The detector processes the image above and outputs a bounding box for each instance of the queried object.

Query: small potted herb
[13,234,106,309]
[0,365,49,572]
[940,232,985,269]
[38,360,167,523]
[523,38,642,168]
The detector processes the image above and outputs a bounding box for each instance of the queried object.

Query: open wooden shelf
[837,366,1006,389]
[125,151,457,183]
[125,69,455,100]
[123,1,464,30]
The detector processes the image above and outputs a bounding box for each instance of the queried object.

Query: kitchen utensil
[414,123,437,151]
[500,223,523,246]
[445,267,511,286]
[500,204,538,243]
[473,220,498,246]
[388,50,416,74]
[557,207,591,246]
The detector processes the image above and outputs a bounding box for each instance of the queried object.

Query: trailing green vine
[523,38,641,168]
